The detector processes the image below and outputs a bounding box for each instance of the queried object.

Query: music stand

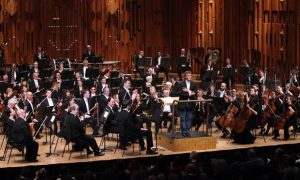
[144,57,152,68]
[239,66,255,90]
[88,56,103,63]
[110,77,121,88]
[153,77,163,85]
[131,78,144,88]
[39,58,51,69]
[136,58,145,67]
[203,70,217,83]
[223,68,236,90]
[110,71,119,78]
[161,57,171,70]
[44,106,59,156]
[61,80,74,90]
[91,68,100,79]
[40,69,53,79]
[61,70,74,80]
[83,80,94,89]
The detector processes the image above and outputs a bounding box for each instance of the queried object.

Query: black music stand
[40,69,53,79]
[39,58,51,69]
[91,68,100,79]
[83,80,94,89]
[223,68,236,90]
[144,57,152,68]
[45,105,59,157]
[239,66,255,91]
[162,57,171,70]
[61,70,74,80]
[110,77,121,88]
[88,56,103,63]
[136,58,145,67]
[203,70,217,83]
[131,78,144,88]
[110,71,119,78]
[61,80,74,90]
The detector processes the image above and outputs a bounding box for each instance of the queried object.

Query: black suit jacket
[99,95,109,113]
[178,80,197,111]
[8,70,21,83]
[24,100,36,115]
[28,79,43,92]
[119,109,138,138]
[78,98,93,115]
[6,118,15,142]
[12,118,33,148]
[67,113,86,141]
[73,86,83,98]
[200,65,214,78]
[118,87,131,103]
[40,98,58,117]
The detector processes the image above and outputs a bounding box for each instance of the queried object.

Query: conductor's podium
[157,132,216,152]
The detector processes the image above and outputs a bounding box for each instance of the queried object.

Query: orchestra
[1,44,300,164]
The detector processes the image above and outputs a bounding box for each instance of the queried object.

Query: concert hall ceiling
[0,0,299,75]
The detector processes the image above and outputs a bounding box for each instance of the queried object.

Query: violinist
[74,80,84,98]
[118,79,137,107]
[40,89,58,134]
[98,97,118,136]
[65,104,104,156]
[97,76,109,94]
[78,89,100,137]
[1,98,17,133]
[99,87,110,113]
[131,93,151,130]
[28,72,43,94]
[4,108,16,143]
[24,91,40,138]
[12,109,39,162]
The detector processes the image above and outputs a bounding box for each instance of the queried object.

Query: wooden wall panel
[0,0,299,78]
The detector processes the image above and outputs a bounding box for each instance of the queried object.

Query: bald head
[26,91,33,101]
[17,109,26,119]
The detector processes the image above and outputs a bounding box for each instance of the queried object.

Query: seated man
[12,109,39,162]
[66,104,104,156]
[119,99,157,155]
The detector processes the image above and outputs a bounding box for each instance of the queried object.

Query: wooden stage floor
[0,126,299,169]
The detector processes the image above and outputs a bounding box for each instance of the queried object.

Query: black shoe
[94,151,105,156]
[182,133,187,137]
[118,146,127,150]
[140,146,146,151]
[272,134,280,139]
[221,131,229,138]
[87,150,94,155]
[146,150,158,155]
[186,132,191,137]
[259,128,265,135]
[27,159,38,163]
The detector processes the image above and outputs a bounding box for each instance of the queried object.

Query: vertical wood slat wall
[0,0,299,78]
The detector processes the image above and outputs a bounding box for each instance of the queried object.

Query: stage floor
[0,126,299,169]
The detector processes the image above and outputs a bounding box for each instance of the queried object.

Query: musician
[8,64,20,87]
[263,88,285,136]
[217,82,229,98]
[200,60,214,83]
[192,89,206,131]
[244,88,260,130]
[81,58,92,80]
[3,87,14,106]
[4,108,16,143]
[206,84,218,97]
[0,74,12,94]
[119,99,157,154]
[78,89,100,136]
[205,49,213,65]
[99,97,118,136]
[170,76,180,97]
[1,98,17,133]
[40,89,58,135]
[133,50,145,76]
[154,51,169,79]
[119,79,137,104]
[143,76,153,95]
[223,58,235,86]
[178,71,197,137]
[74,80,84,98]
[288,71,300,87]
[12,109,39,162]
[97,76,109,94]
[28,72,43,93]
[66,104,104,156]
[74,71,83,86]
[176,48,190,79]
[82,45,95,59]
[24,91,40,138]
[112,94,121,112]
[145,68,158,80]
[99,87,110,113]
[131,93,151,129]
[161,89,175,132]
[33,46,47,63]
[54,62,65,75]
[273,96,297,140]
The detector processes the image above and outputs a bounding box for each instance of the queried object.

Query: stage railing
[171,99,213,139]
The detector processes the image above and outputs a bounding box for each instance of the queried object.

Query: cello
[274,96,295,130]
[219,103,239,130]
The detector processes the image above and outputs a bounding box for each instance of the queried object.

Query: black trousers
[24,140,39,161]
[135,130,154,151]
[161,112,174,131]
[85,117,99,135]
[215,120,229,133]
[75,135,99,153]
[283,118,298,139]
